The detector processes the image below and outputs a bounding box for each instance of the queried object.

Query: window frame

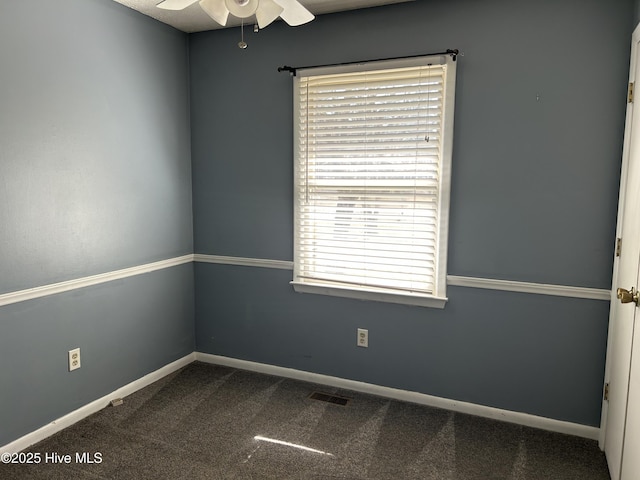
[291,54,457,308]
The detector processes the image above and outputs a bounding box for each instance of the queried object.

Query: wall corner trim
[192,254,611,301]
[447,275,611,301]
[0,255,195,307]
[195,352,600,441]
[0,353,196,454]
[0,255,609,307]
[193,253,294,270]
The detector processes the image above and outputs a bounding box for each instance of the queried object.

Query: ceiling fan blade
[274,0,314,26]
[156,0,199,10]
[199,0,230,25]
[256,0,284,29]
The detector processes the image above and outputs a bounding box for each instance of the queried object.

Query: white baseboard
[1,351,599,454]
[0,353,196,454]
[196,353,600,441]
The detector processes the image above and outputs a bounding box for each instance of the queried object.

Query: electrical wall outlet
[357,328,368,348]
[68,348,81,371]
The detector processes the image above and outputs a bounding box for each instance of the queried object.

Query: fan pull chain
[238,19,247,49]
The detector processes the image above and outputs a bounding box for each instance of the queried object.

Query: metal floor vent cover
[308,391,351,406]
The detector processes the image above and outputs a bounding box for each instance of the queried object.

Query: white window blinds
[292,55,456,308]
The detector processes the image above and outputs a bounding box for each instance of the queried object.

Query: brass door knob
[617,287,639,305]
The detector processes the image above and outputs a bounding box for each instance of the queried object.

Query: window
[291,54,457,308]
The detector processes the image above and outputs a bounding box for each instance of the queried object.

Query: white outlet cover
[357,328,368,348]
[68,348,81,371]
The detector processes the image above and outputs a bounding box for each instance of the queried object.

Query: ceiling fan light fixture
[157,0,315,33]
[224,0,259,18]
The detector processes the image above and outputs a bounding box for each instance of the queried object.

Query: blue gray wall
[191,0,634,426]
[0,0,194,446]
[1,0,635,448]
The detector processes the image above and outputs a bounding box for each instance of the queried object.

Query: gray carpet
[2,362,610,479]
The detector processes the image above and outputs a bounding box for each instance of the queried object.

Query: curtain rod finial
[278,65,297,76]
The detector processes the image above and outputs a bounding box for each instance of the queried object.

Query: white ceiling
[112,0,414,33]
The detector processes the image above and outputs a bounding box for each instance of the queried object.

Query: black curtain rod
[278,49,459,76]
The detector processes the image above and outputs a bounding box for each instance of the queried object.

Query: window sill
[290,281,447,309]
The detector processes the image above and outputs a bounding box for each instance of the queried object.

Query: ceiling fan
[156,0,315,29]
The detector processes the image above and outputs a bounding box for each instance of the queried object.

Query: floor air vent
[309,391,350,406]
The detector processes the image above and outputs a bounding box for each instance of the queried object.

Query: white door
[601,25,640,480]
[621,287,640,477]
